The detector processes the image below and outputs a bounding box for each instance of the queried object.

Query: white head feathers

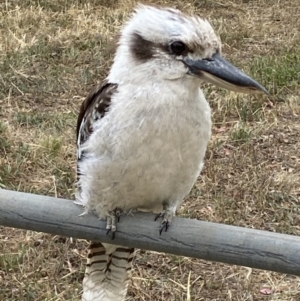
[121,4,221,57]
[108,5,221,83]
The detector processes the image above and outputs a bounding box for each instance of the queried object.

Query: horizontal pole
[1,189,300,276]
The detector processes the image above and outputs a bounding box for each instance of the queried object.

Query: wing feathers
[76,80,118,151]
[76,80,118,180]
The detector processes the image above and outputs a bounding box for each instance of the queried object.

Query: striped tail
[82,241,134,301]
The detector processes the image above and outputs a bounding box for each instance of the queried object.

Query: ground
[0,0,300,300]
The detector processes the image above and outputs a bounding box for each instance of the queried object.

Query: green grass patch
[249,51,300,95]
[230,126,252,143]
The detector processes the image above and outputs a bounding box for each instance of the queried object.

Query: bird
[75,4,267,301]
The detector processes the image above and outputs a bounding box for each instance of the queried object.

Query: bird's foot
[155,209,175,235]
[106,208,123,240]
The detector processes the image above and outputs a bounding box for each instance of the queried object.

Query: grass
[0,0,300,300]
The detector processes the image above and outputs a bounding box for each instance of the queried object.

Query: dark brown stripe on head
[130,32,155,62]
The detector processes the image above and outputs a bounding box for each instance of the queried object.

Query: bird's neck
[107,45,138,83]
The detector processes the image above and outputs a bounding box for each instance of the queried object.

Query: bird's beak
[183,53,268,94]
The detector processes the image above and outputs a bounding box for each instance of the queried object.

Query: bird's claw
[106,208,123,240]
[115,209,122,223]
[155,210,174,235]
[154,212,164,221]
[106,215,116,239]
[159,220,170,235]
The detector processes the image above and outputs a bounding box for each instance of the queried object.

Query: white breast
[76,81,211,219]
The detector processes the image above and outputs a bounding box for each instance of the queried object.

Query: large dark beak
[183,53,268,94]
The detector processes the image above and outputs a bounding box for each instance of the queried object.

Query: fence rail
[1,189,300,276]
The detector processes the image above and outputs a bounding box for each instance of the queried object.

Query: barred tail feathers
[82,241,134,301]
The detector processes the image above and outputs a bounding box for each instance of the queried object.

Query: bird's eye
[169,41,187,55]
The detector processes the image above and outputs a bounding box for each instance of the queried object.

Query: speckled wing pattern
[76,82,135,301]
[76,80,118,160]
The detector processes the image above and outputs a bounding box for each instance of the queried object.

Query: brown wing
[76,80,118,157]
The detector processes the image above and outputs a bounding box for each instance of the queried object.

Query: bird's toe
[155,209,175,235]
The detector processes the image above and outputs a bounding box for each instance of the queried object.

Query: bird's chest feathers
[106,86,212,165]
[80,85,212,214]
[138,104,209,154]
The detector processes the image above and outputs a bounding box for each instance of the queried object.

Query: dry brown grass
[1,0,300,300]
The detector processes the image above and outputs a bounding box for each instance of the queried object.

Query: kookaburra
[75,4,267,301]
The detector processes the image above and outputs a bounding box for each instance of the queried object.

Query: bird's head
[111,5,267,94]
